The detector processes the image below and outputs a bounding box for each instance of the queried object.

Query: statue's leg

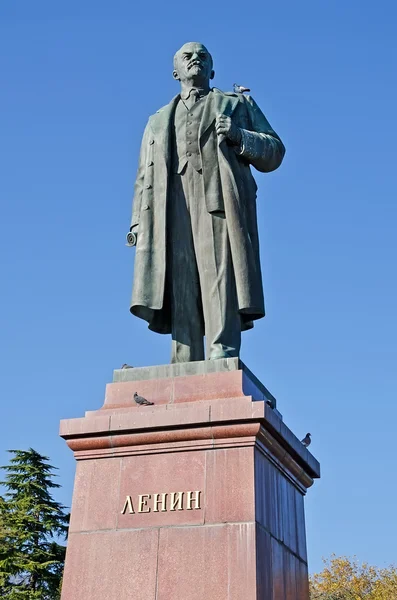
[188,168,241,360]
[168,169,205,363]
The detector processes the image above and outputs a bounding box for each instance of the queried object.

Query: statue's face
[173,42,214,85]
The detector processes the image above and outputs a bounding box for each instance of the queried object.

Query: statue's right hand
[126,227,138,247]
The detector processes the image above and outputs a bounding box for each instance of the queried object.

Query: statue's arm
[130,122,150,232]
[237,95,285,173]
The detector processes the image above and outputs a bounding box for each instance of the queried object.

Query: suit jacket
[129,88,285,334]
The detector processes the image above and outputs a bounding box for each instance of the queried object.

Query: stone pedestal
[60,359,320,600]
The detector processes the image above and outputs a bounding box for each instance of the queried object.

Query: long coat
[129,88,285,334]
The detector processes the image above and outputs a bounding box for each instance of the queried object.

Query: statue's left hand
[215,114,242,145]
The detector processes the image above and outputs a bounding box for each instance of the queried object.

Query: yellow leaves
[310,555,397,599]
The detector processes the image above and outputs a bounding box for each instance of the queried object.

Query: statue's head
[173,42,214,86]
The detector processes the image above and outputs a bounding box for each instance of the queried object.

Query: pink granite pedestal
[60,359,320,600]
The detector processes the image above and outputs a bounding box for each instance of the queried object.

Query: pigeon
[233,83,251,94]
[134,391,154,406]
[301,433,311,448]
[121,363,134,369]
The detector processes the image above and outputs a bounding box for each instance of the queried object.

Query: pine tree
[0,449,69,600]
[0,494,10,595]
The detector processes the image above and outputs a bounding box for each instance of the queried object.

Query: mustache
[187,60,203,70]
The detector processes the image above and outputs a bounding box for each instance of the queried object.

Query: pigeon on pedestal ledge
[134,392,154,406]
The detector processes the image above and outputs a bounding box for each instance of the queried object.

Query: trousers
[167,162,241,363]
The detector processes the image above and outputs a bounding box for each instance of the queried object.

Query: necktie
[186,89,200,109]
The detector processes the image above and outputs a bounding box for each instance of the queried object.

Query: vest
[172,97,206,173]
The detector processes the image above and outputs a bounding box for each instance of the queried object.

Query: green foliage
[310,555,397,600]
[0,449,69,600]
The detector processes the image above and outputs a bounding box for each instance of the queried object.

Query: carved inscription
[121,491,202,515]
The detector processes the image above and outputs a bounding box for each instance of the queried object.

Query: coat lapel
[199,88,240,141]
[149,95,180,167]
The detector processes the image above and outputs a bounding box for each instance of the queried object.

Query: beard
[188,64,203,75]
[183,64,209,85]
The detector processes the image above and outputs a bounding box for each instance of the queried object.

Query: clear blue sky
[1,0,396,574]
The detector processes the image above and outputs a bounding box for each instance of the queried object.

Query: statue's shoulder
[156,95,181,114]
[147,105,167,122]
[146,95,180,128]
[152,103,172,117]
[212,87,251,108]
[212,87,240,99]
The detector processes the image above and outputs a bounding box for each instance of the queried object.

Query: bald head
[173,42,214,87]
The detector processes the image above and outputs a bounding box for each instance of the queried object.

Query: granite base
[59,359,320,600]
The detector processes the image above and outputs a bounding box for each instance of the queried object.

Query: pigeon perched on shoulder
[121,363,134,369]
[134,392,154,406]
[301,433,311,448]
[233,83,251,94]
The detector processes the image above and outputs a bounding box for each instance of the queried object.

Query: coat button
[142,204,150,210]
[149,139,154,145]
[147,161,154,167]
[186,151,192,157]
[145,184,152,189]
